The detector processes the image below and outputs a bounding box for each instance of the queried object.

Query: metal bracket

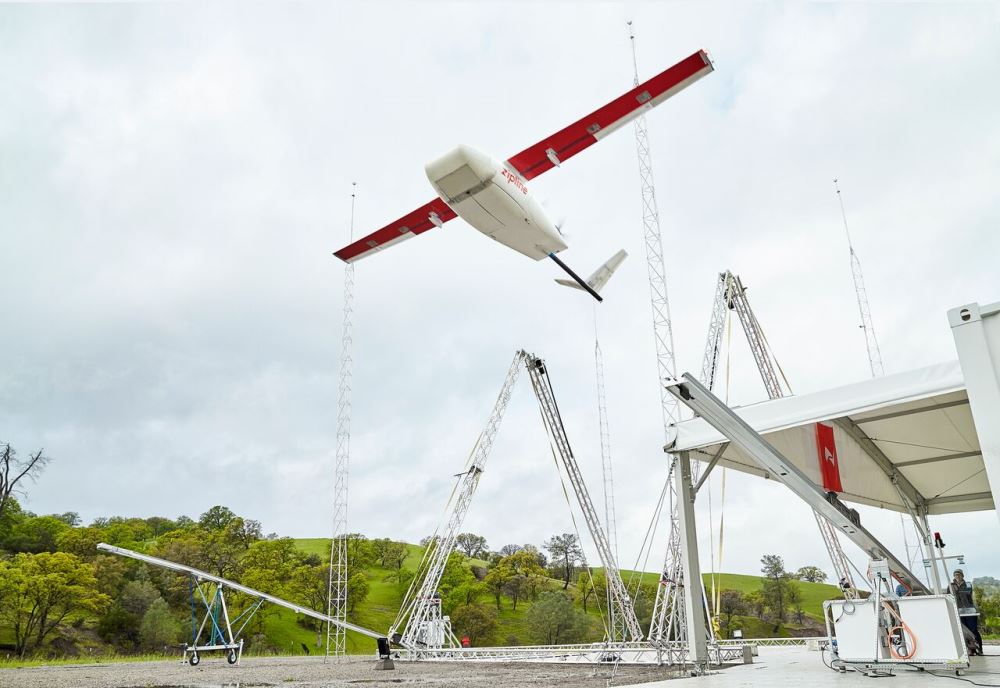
[693,443,728,495]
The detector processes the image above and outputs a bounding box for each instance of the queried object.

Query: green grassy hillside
[275,539,841,654]
[704,572,837,622]
[624,569,837,619]
[276,539,608,653]
[269,539,426,654]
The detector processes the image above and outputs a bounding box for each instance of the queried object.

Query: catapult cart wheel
[189,651,200,666]
[227,649,238,665]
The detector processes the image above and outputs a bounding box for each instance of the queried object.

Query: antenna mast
[593,327,623,640]
[626,20,687,647]
[327,183,357,660]
[835,179,885,378]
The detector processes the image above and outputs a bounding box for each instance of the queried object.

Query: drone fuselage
[425,144,567,261]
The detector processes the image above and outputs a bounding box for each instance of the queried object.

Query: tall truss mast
[699,271,857,598]
[594,335,624,641]
[835,179,885,378]
[327,183,356,659]
[626,21,686,646]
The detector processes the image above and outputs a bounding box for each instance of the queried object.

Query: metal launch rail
[96,543,397,666]
[661,377,930,594]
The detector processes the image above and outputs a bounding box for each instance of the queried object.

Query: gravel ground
[0,655,685,688]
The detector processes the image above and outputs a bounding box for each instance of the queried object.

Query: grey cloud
[1,2,998,580]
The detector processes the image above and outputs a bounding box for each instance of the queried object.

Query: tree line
[4,441,997,658]
[0,439,833,658]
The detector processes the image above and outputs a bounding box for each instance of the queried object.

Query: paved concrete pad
[626,646,1000,687]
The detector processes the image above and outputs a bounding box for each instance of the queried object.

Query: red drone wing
[334,50,713,263]
[506,50,713,181]
[333,198,457,263]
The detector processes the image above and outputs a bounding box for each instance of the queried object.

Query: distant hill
[269,539,841,654]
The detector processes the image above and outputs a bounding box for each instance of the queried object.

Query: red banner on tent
[815,422,844,492]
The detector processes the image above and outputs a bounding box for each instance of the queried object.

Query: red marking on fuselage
[500,168,528,195]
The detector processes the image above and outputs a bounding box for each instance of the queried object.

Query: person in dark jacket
[950,569,983,655]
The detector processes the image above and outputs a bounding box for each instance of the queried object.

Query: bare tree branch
[0,443,50,518]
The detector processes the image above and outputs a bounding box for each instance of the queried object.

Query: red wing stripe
[333,198,457,263]
[334,50,712,264]
[507,50,713,181]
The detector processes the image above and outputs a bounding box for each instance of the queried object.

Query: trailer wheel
[227,649,238,665]
[189,651,200,666]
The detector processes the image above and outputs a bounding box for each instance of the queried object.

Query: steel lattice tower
[326,184,356,660]
[625,22,686,645]
[594,335,625,641]
[835,179,885,378]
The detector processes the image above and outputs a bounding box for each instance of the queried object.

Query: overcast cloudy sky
[2,3,998,585]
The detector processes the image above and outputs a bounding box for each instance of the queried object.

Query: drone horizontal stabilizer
[555,249,628,296]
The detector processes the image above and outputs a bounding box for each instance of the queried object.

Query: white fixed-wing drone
[334,50,714,301]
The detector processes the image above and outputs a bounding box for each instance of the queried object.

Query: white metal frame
[949,300,1000,529]
[409,595,459,650]
[398,640,749,665]
[182,580,249,666]
[674,450,708,664]
[662,375,929,593]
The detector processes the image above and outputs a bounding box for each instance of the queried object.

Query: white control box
[826,594,968,669]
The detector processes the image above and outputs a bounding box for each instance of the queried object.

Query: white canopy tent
[672,298,1000,527]
[658,299,1000,663]
[672,360,991,516]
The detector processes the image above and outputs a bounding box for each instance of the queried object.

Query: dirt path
[0,655,682,688]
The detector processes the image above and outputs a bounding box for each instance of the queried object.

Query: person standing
[951,569,983,655]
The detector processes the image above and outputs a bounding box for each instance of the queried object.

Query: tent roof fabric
[672,361,992,515]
